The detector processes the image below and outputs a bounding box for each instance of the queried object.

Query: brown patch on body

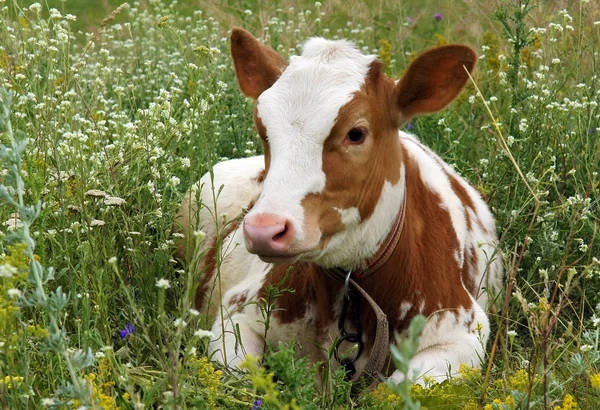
[257,262,340,332]
[230,291,249,309]
[194,221,240,311]
[253,169,266,184]
[463,244,479,298]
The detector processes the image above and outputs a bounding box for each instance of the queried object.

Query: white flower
[174,318,187,328]
[156,278,171,289]
[0,264,17,277]
[580,344,593,352]
[3,217,24,230]
[592,315,600,327]
[194,230,206,242]
[95,351,106,359]
[507,330,517,338]
[104,196,126,206]
[29,3,42,13]
[85,189,108,197]
[49,8,62,19]
[189,308,200,317]
[7,288,21,298]
[41,398,55,406]
[194,329,215,339]
[90,219,105,227]
[108,256,117,264]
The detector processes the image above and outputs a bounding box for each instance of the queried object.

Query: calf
[177,28,503,385]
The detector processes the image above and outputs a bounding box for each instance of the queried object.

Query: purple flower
[406,16,414,23]
[119,323,135,339]
[434,13,444,21]
[252,399,263,409]
[405,122,414,130]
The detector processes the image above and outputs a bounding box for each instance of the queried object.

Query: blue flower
[405,122,415,130]
[252,399,263,409]
[119,323,135,339]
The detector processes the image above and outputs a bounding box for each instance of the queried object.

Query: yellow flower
[0,376,24,389]
[590,373,600,389]
[435,34,448,46]
[377,39,392,70]
[509,369,530,392]
[554,394,579,410]
[462,401,479,410]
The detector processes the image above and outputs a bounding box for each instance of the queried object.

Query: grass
[0,0,599,408]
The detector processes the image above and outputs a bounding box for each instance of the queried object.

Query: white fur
[389,300,489,385]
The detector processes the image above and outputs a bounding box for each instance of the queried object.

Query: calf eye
[346,128,366,144]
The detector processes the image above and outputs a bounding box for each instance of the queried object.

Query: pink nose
[243,213,294,255]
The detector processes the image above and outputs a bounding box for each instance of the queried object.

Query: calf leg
[175,156,265,320]
[175,156,265,261]
[390,301,489,385]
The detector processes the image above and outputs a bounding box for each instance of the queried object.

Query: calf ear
[230,28,288,99]
[395,45,477,120]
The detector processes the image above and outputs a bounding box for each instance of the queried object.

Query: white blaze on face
[251,38,377,241]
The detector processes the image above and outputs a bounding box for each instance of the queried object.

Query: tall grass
[0,0,599,408]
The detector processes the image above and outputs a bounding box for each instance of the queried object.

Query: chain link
[333,271,365,380]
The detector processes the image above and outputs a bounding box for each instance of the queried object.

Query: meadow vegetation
[0,0,599,408]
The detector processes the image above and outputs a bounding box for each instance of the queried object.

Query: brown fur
[194,221,240,311]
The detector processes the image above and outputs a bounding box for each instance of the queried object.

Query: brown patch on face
[194,221,240,311]
[301,61,403,243]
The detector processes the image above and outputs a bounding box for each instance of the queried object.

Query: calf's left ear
[395,45,477,121]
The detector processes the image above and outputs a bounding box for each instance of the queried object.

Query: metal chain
[333,271,365,380]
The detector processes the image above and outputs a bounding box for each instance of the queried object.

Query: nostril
[272,224,288,242]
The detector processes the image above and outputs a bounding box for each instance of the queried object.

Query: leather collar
[324,192,407,282]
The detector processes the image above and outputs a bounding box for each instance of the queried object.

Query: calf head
[231,28,476,269]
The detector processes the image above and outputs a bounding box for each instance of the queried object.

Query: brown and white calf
[177,28,503,384]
